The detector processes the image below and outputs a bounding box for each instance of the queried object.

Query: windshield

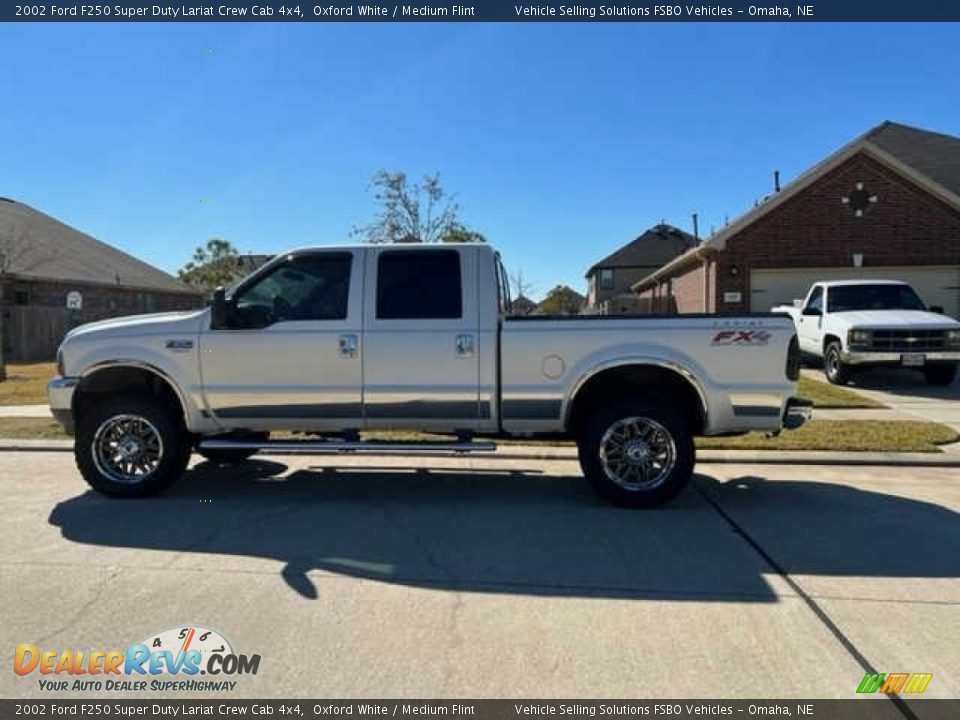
[827,284,927,313]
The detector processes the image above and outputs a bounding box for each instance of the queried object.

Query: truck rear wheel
[75,395,190,498]
[824,341,851,385]
[577,398,694,508]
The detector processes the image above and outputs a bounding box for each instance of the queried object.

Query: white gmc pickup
[49,243,810,507]
[774,280,960,386]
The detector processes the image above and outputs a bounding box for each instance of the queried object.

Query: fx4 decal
[711,330,771,346]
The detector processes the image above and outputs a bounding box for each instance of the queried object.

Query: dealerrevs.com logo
[14,625,261,692]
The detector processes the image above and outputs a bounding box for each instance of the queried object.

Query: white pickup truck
[774,280,960,386]
[49,243,809,507]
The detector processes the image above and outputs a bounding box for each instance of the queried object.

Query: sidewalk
[2,437,959,467]
[0,405,52,418]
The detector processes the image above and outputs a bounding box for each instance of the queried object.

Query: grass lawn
[0,418,954,452]
[696,420,956,453]
[0,417,71,440]
[0,362,57,406]
[796,375,883,408]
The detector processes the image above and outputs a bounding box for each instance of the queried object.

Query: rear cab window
[376,250,463,320]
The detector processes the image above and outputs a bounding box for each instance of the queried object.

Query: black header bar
[5,1,960,22]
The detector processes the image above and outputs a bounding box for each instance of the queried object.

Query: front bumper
[842,350,960,365]
[783,397,813,430]
[47,375,79,435]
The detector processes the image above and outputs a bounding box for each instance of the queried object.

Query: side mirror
[930,305,944,315]
[801,306,822,317]
[210,287,228,329]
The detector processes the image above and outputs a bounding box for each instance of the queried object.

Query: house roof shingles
[865,121,960,197]
[586,224,699,278]
[631,120,960,292]
[0,198,198,294]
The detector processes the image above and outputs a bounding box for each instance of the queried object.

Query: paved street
[1,451,957,705]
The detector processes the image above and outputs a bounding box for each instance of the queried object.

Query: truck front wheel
[75,395,190,498]
[577,399,694,508]
[923,363,958,386]
[824,341,851,385]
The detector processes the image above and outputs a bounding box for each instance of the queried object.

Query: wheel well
[823,334,841,352]
[73,366,185,425]
[567,364,706,436]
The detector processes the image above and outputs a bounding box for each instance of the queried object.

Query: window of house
[600,268,614,290]
[13,287,29,305]
[376,250,462,320]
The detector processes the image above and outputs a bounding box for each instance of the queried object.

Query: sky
[1,22,958,301]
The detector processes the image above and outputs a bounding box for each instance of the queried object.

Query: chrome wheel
[598,416,676,491]
[92,414,164,485]
[825,349,839,378]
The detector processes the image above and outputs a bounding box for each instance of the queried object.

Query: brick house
[632,122,960,318]
[1,197,205,361]
[585,224,698,314]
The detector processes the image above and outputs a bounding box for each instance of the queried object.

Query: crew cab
[49,243,809,507]
[774,280,960,386]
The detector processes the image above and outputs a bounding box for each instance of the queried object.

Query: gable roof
[632,121,960,291]
[866,121,960,197]
[586,224,698,278]
[510,294,538,315]
[0,198,198,295]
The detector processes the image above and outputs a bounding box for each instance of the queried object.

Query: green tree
[441,223,487,244]
[354,170,484,244]
[178,238,243,291]
[537,285,584,316]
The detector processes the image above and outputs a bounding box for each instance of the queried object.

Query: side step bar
[197,438,497,455]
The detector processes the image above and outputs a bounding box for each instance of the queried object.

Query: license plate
[901,353,926,367]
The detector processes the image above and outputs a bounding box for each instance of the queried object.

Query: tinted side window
[234,253,352,324]
[376,250,462,320]
[806,286,823,312]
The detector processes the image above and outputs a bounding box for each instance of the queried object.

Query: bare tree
[354,170,483,244]
[510,269,535,300]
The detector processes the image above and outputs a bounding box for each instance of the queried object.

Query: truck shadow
[845,367,960,399]
[48,461,960,602]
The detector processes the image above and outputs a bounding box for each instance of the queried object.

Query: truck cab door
[198,249,364,431]
[797,284,824,355]
[362,246,483,431]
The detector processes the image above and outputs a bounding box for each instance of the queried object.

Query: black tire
[577,397,695,508]
[923,363,958,386]
[823,342,850,385]
[75,394,190,498]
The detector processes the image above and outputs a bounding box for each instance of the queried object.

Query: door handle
[338,334,358,358]
[456,334,475,358]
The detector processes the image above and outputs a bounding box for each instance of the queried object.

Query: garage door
[750,266,960,319]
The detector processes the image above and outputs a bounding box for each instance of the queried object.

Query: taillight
[786,335,800,381]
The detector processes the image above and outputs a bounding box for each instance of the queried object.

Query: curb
[1,439,959,467]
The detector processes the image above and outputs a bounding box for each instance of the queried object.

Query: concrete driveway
[1,452,957,705]
[803,366,960,435]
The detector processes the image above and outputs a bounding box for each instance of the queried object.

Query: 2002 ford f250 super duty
[49,243,810,507]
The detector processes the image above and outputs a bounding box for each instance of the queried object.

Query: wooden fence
[1,306,70,362]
